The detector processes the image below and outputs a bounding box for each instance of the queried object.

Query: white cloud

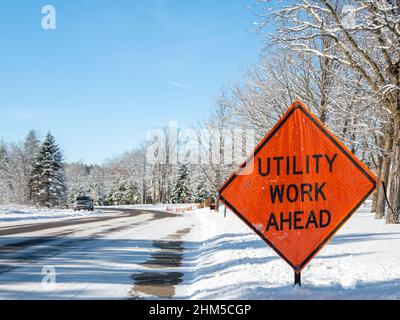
[0,111,39,122]
[163,81,190,90]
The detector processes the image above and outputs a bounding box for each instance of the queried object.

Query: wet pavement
[130,228,191,299]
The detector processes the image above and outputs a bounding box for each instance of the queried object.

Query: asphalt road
[0,208,193,299]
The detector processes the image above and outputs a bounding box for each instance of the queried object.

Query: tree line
[65,157,210,206]
[0,130,211,207]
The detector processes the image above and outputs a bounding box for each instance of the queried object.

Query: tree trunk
[371,165,381,213]
[371,135,385,213]
[386,119,400,224]
[376,131,394,219]
[385,45,400,223]
[215,197,220,212]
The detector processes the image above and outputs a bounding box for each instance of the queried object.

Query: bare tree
[258,0,400,223]
[199,93,238,211]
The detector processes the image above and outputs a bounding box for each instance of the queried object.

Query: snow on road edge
[0,205,102,224]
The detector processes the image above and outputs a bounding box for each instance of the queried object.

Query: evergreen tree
[24,130,40,163]
[29,132,67,207]
[23,130,40,203]
[194,174,209,203]
[114,182,126,205]
[68,184,87,204]
[88,182,106,206]
[104,180,139,205]
[172,162,192,204]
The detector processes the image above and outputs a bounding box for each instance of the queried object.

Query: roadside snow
[0,205,102,225]
[182,203,400,300]
[103,204,197,212]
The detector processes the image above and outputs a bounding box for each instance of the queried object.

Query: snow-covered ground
[0,202,399,299]
[182,202,400,300]
[103,204,197,212]
[0,205,102,225]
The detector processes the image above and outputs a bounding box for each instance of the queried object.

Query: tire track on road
[0,209,177,275]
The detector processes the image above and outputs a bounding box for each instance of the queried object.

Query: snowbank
[0,205,102,224]
[103,204,198,212]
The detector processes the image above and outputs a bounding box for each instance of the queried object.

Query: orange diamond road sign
[219,100,378,276]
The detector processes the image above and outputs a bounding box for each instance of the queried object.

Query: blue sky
[0,0,262,164]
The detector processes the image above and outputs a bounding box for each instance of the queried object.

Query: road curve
[0,207,193,299]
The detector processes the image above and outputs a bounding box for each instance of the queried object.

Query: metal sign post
[294,272,301,287]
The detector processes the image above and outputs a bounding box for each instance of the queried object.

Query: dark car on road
[73,196,94,211]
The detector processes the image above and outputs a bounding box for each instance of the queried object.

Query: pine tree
[29,132,67,207]
[172,162,192,204]
[24,130,40,203]
[68,184,86,204]
[24,130,40,163]
[125,182,139,204]
[88,182,106,206]
[194,174,209,203]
